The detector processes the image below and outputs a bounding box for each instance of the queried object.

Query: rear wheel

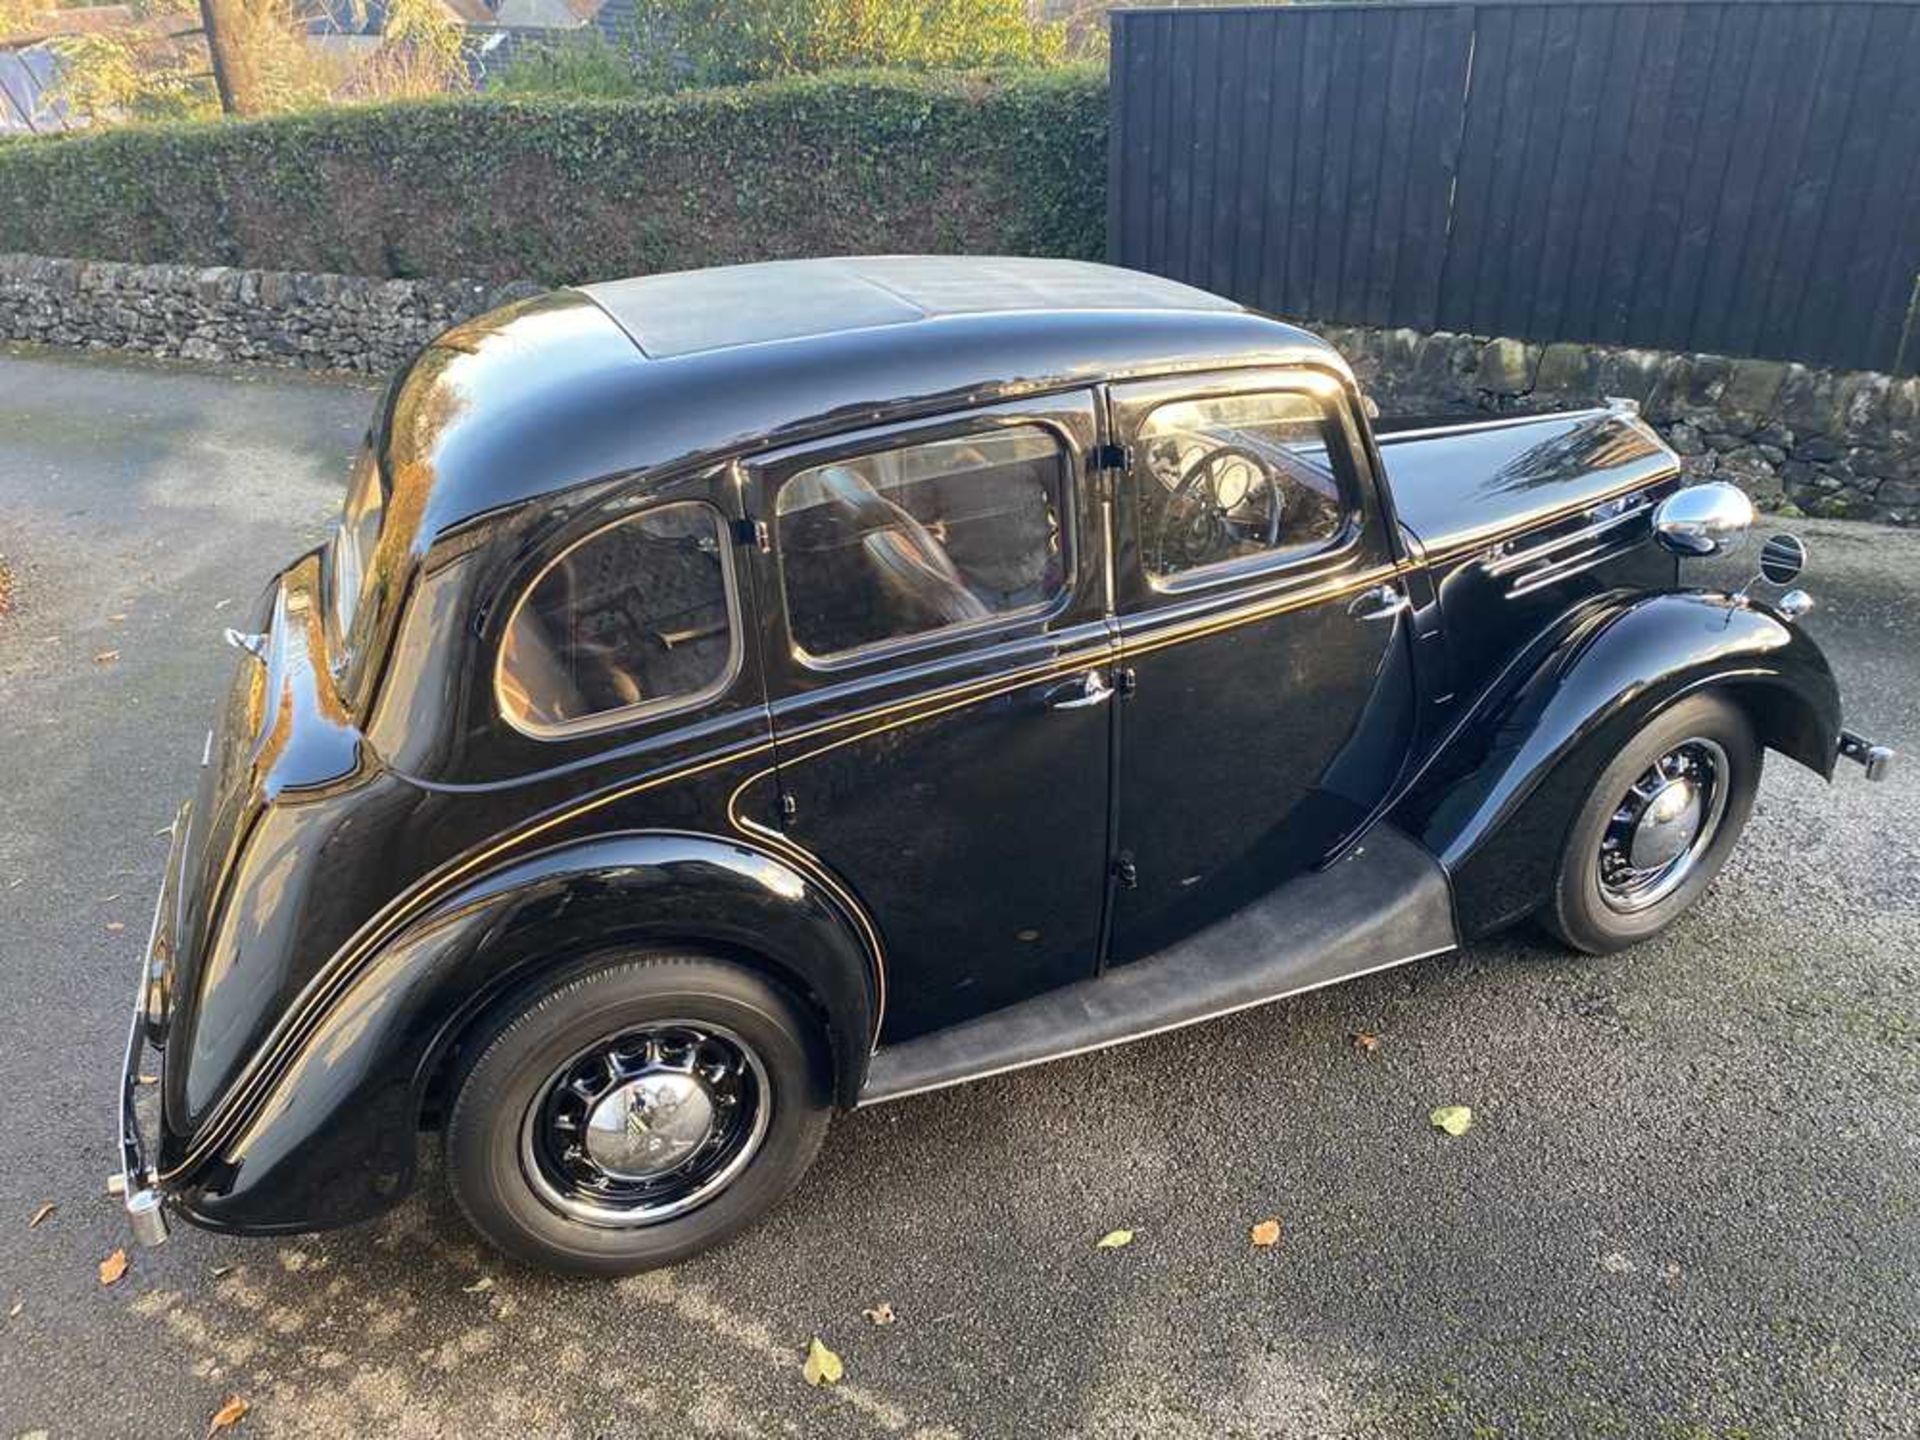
[1543,693,1761,954]
[445,953,830,1277]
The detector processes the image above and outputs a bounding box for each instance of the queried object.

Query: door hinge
[1115,666,1137,697]
[1112,852,1138,889]
[732,517,770,551]
[777,792,799,824]
[1093,442,1127,471]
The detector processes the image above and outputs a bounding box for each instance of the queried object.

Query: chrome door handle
[1047,670,1113,710]
[1348,583,1411,622]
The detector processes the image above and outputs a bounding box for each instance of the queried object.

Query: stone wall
[0,254,529,376]
[1319,323,1920,526]
[4,251,1915,524]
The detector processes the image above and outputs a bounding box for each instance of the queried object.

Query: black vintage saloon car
[117,257,1891,1275]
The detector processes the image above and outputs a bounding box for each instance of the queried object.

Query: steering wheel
[1149,442,1285,576]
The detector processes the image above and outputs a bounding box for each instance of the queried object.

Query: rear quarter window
[496,501,739,736]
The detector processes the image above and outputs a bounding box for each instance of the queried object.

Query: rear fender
[1396,591,1841,938]
[171,831,877,1233]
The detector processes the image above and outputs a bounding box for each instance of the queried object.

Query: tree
[352,0,468,100]
[198,0,270,114]
[43,0,220,125]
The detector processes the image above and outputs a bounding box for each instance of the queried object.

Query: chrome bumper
[1838,729,1896,782]
[115,807,187,1248]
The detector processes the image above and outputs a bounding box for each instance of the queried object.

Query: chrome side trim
[855,943,1458,1106]
[1418,459,1681,568]
[1482,499,1652,576]
[1505,538,1643,597]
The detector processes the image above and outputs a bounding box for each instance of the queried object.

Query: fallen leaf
[28,1202,55,1229]
[463,1276,494,1294]
[862,1302,895,1326]
[93,650,119,664]
[1430,1105,1474,1137]
[1094,1229,1134,1250]
[99,1248,129,1286]
[207,1394,249,1436]
[1351,1031,1381,1053]
[1249,1218,1282,1248]
[801,1337,843,1387]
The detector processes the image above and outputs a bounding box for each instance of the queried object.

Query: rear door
[741,393,1117,1044]
[1105,367,1419,964]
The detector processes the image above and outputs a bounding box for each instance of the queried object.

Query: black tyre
[445,952,830,1277]
[1542,693,1761,954]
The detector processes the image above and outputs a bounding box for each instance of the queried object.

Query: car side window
[776,426,1071,662]
[1136,391,1350,583]
[497,501,737,735]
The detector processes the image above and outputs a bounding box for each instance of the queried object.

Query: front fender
[1397,591,1842,938]
[171,831,877,1234]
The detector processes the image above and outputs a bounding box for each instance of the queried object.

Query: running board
[858,825,1458,1105]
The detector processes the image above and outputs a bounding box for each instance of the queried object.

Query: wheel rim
[519,1020,770,1228]
[1597,737,1731,914]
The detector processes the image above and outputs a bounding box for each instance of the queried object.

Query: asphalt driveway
[0,345,1915,1440]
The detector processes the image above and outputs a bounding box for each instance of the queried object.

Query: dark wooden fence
[1107,1,1920,375]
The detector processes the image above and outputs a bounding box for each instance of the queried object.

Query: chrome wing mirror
[1652,482,1755,557]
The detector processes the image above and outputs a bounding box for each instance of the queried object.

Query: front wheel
[445,953,830,1277]
[1543,693,1761,954]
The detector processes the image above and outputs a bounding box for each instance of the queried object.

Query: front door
[1106,367,1418,965]
[742,393,1116,1044]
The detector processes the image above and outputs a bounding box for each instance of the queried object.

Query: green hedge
[0,67,1108,284]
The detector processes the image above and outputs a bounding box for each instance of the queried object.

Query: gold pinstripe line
[1118,562,1410,659]
[173,488,1638,1177]
[722,639,1124,1043]
[725,806,891,1039]
[163,735,778,1178]
[169,567,1408,1174]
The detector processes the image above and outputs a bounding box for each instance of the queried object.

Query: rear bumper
[1838,728,1896,782]
[115,804,189,1248]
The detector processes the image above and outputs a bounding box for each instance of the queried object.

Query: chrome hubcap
[583,1072,717,1180]
[1598,738,1730,913]
[1628,776,1703,871]
[521,1022,769,1228]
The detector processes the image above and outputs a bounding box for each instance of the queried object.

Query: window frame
[1125,371,1368,598]
[767,414,1083,674]
[492,497,745,741]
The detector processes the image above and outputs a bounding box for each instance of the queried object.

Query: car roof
[579,256,1249,360]
[394,259,1349,543]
